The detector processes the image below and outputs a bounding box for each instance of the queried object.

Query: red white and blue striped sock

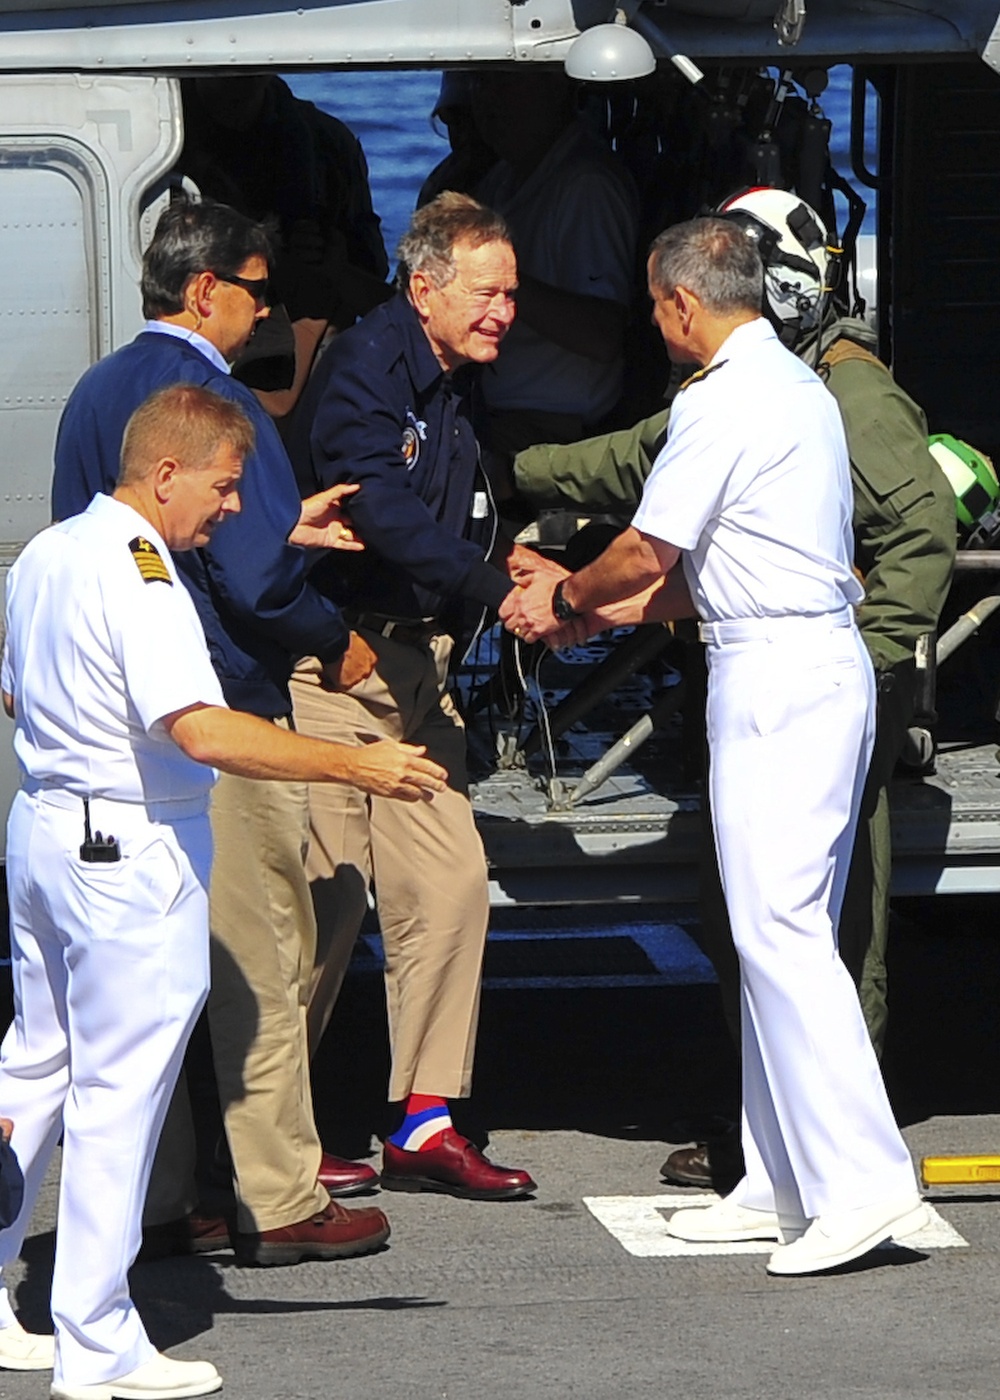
[387,1093,452,1152]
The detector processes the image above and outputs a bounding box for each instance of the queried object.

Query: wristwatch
[552,579,582,623]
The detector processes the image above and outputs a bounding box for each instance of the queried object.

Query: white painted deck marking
[583,1193,968,1258]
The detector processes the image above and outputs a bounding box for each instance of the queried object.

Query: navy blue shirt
[293,294,513,620]
[52,330,348,718]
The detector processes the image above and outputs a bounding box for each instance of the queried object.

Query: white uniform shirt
[632,318,863,623]
[2,493,225,802]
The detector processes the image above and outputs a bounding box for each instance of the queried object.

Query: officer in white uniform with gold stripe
[0,384,444,1399]
[0,388,233,1400]
[500,217,927,1277]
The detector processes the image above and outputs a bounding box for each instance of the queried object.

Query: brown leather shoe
[660,1144,713,1189]
[236,1200,390,1266]
[138,1210,232,1262]
[381,1128,536,1200]
[317,1152,380,1197]
[660,1123,745,1195]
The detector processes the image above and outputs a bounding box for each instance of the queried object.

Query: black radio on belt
[80,798,121,863]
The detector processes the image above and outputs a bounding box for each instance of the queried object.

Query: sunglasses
[214,272,269,307]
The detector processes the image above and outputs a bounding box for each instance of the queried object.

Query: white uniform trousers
[0,788,211,1388]
[703,613,918,1221]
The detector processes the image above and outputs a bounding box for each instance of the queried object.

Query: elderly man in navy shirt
[289,192,537,1198]
[51,197,396,1264]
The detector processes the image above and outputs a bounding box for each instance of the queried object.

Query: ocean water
[285,65,874,265]
[285,69,444,261]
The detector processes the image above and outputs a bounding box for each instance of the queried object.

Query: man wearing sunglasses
[50,196,389,1268]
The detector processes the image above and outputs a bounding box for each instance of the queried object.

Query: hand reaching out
[499,572,565,645]
[289,482,364,551]
[347,740,448,801]
[505,543,569,587]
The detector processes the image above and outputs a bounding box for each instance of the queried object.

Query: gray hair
[396,191,511,292]
[648,217,763,315]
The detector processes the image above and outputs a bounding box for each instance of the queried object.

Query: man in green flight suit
[511,188,955,1189]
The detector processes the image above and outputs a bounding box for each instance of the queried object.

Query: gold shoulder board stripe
[128,536,173,586]
[679,359,728,392]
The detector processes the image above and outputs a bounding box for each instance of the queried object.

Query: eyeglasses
[214,272,269,307]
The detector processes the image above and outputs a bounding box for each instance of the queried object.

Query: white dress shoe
[0,1318,55,1370]
[666,1196,783,1243]
[50,1352,222,1400]
[766,1192,930,1276]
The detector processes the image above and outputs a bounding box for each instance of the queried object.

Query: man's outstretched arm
[163,703,447,802]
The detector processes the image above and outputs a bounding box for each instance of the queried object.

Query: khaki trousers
[290,630,489,1103]
[146,752,329,1234]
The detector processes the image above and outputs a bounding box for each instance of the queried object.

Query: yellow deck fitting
[921,1155,1000,1186]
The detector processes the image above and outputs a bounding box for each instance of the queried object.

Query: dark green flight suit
[513,317,956,1056]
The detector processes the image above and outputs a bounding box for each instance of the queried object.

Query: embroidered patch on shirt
[128,536,172,586]
[401,409,428,470]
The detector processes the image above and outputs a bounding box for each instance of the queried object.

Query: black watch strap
[552,579,581,622]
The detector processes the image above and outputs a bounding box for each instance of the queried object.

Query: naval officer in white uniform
[0,383,445,1399]
[500,216,927,1276]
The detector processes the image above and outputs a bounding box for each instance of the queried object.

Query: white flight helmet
[717,186,837,349]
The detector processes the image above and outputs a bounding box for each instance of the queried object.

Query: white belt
[698,607,854,647]
[21,778,209,825]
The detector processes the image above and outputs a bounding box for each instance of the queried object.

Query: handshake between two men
[501,529,698,648]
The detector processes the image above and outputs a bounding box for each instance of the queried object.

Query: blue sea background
[285,66,874,268]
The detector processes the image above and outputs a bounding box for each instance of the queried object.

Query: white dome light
[564,23,656,83]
